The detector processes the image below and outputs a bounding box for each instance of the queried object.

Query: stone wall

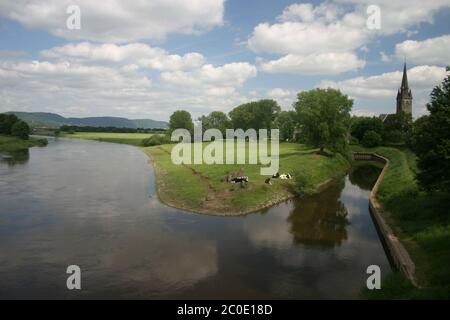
[353,152,418,286]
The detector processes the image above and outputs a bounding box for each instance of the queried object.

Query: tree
[411,67,450,192]
[168,110,194,134]
[229,99,281,131]
[383,111,412,143]
[351,116,384,142]
[294,88,353,153]
[0,113,20,135]
[11,120,30,140]
[362,130,382,148]
[198,111,231,137]
[274,111,296,141]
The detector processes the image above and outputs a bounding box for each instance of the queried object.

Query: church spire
[401,62,409,91]
[396,62,412,115]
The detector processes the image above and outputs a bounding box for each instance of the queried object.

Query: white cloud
[41,42,205,71]
[248,0,450,75]
[260,52,365,75]
[380,51,392,62]
[318,65,448,116]
[267,88,297,109]
[0,54,256,120]
[0,0,225,43]
[338,0,450,36]
[161,62,257,88]
[395,35,450,65]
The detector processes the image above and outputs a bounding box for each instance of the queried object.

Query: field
[143,142,350,215]
[60,132,156,146]
[0,135,47,152]
[353,146,450,299]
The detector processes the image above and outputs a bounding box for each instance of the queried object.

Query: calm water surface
[0,138,391,299]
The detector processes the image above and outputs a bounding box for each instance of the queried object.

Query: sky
[0,0,449,121]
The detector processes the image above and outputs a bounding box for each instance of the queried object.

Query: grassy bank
[143,142,350,215]
[0,135,47,152]
[59,132,155,146]
[353,146,450,299]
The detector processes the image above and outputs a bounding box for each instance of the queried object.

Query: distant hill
[7,112,168,129]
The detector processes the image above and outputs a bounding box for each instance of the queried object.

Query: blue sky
[0,0,449,121]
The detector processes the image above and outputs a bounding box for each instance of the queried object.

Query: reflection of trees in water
[287,181,349,249]
[0,150,30,166]
[348,164,382,191]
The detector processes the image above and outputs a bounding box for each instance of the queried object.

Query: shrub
[293,170,315,195]
[11,120,30,140]
[362,130,382,148]
[142,135,171,146]
[349,136,359,145]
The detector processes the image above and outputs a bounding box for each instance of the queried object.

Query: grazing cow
[231,176,249,184]
[272,173,280,178]
[279,173,292,180]
[265,178,272,185]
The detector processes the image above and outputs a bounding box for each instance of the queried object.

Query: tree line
[60,125,167,134]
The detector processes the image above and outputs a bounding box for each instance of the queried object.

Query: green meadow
[0,135,47,152]
[60,132,156,146]
[144,142,350,215]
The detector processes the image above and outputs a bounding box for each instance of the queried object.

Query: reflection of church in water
[379,63,413,123]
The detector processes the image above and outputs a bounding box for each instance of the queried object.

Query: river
[0,137,391,299]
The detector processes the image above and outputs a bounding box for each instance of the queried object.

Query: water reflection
[288,181,349,248]
[0,138,391,299]
[0,149,30,166]
[349,164,383,191]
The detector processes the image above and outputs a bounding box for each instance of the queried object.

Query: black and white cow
[272,173,292,179]
[231,176,249,184]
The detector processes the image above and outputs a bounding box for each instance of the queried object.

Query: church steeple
[401,63,409,91]
[396,63,412,114]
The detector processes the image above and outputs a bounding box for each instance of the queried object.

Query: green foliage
[411,67,450,192]
[11,120,30,140]
[351,116,384,141]
[0,135,47,152]
[293,170,315,195]
[362,130,382,148]
[383,112,412,143]
[229,99,281,131]
[0,113,20,135]
[349,136,359,145]
[142,134,171,146]
[274,110,297,141]
[169,110,194,134]
[352,145,450,299]
[294,88,353,153]
[198,111,231,137]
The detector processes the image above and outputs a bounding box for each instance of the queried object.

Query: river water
[0,137,391,299]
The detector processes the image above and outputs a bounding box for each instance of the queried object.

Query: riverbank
[0,135,47,152]
[354,146,450,299]
[58,132,155,146]
[143,143,350,215]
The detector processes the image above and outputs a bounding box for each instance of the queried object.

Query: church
[379,63,413,122]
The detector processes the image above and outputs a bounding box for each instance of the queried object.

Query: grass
[59,132,156,146]
[143,142,350,215]
[0,135,47,152]
[352,145,450,299]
